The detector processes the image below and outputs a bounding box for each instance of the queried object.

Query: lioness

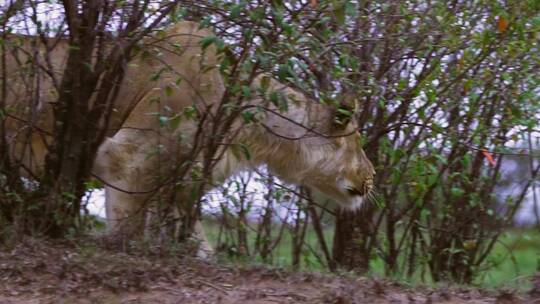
[4,22,375,247]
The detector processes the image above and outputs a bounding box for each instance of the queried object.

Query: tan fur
[5,22,222,174]
[4,22,375,249]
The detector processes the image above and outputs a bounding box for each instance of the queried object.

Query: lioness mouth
[346,187,366,196]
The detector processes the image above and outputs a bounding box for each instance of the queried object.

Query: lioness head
[320,132,375,209]
[247,87,376,209]
[298,127,375,210]
[262,127,375,209]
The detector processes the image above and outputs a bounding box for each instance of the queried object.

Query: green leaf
[169,114,182,130]
[260,75,271,91]
[249,7,265,22]
[241,111,255,123]
[84,179,102,190]
[450,187,465,198]
[183,106,196,118]
[433,154,448,165]
[200,35,215,49]
[200,35,224,50]
[277,64,291,81]
[165,86,173,97]
[269,91,288,112]
[241,85,251,98]
[333,1,346,25]
[420,209,431,222]
[150,68,166,81]
[337,108,352,117]
[230,4,244,19]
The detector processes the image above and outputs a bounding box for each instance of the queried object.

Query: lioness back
[4,21,222,174]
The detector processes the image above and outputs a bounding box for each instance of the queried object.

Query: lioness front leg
[104,185,150,238]
[95,131,214,258]
[94,132,158,239]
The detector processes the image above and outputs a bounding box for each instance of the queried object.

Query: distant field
[202,220,539,289]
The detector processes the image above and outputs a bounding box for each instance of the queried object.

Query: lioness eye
[346,187,365,196]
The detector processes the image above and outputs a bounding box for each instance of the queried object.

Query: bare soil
[0,238,536,304]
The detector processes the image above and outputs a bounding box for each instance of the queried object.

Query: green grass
[202,219,540,289]
[202,219,333,268]
[474,229,540,289]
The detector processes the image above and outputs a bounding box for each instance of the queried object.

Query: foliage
[0,0,539,286]
[192,0,540,284]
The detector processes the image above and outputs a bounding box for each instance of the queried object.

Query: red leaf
[497,16,509,33]
[482,149,496,166]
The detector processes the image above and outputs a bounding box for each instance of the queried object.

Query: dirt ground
[0,239,537,304]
